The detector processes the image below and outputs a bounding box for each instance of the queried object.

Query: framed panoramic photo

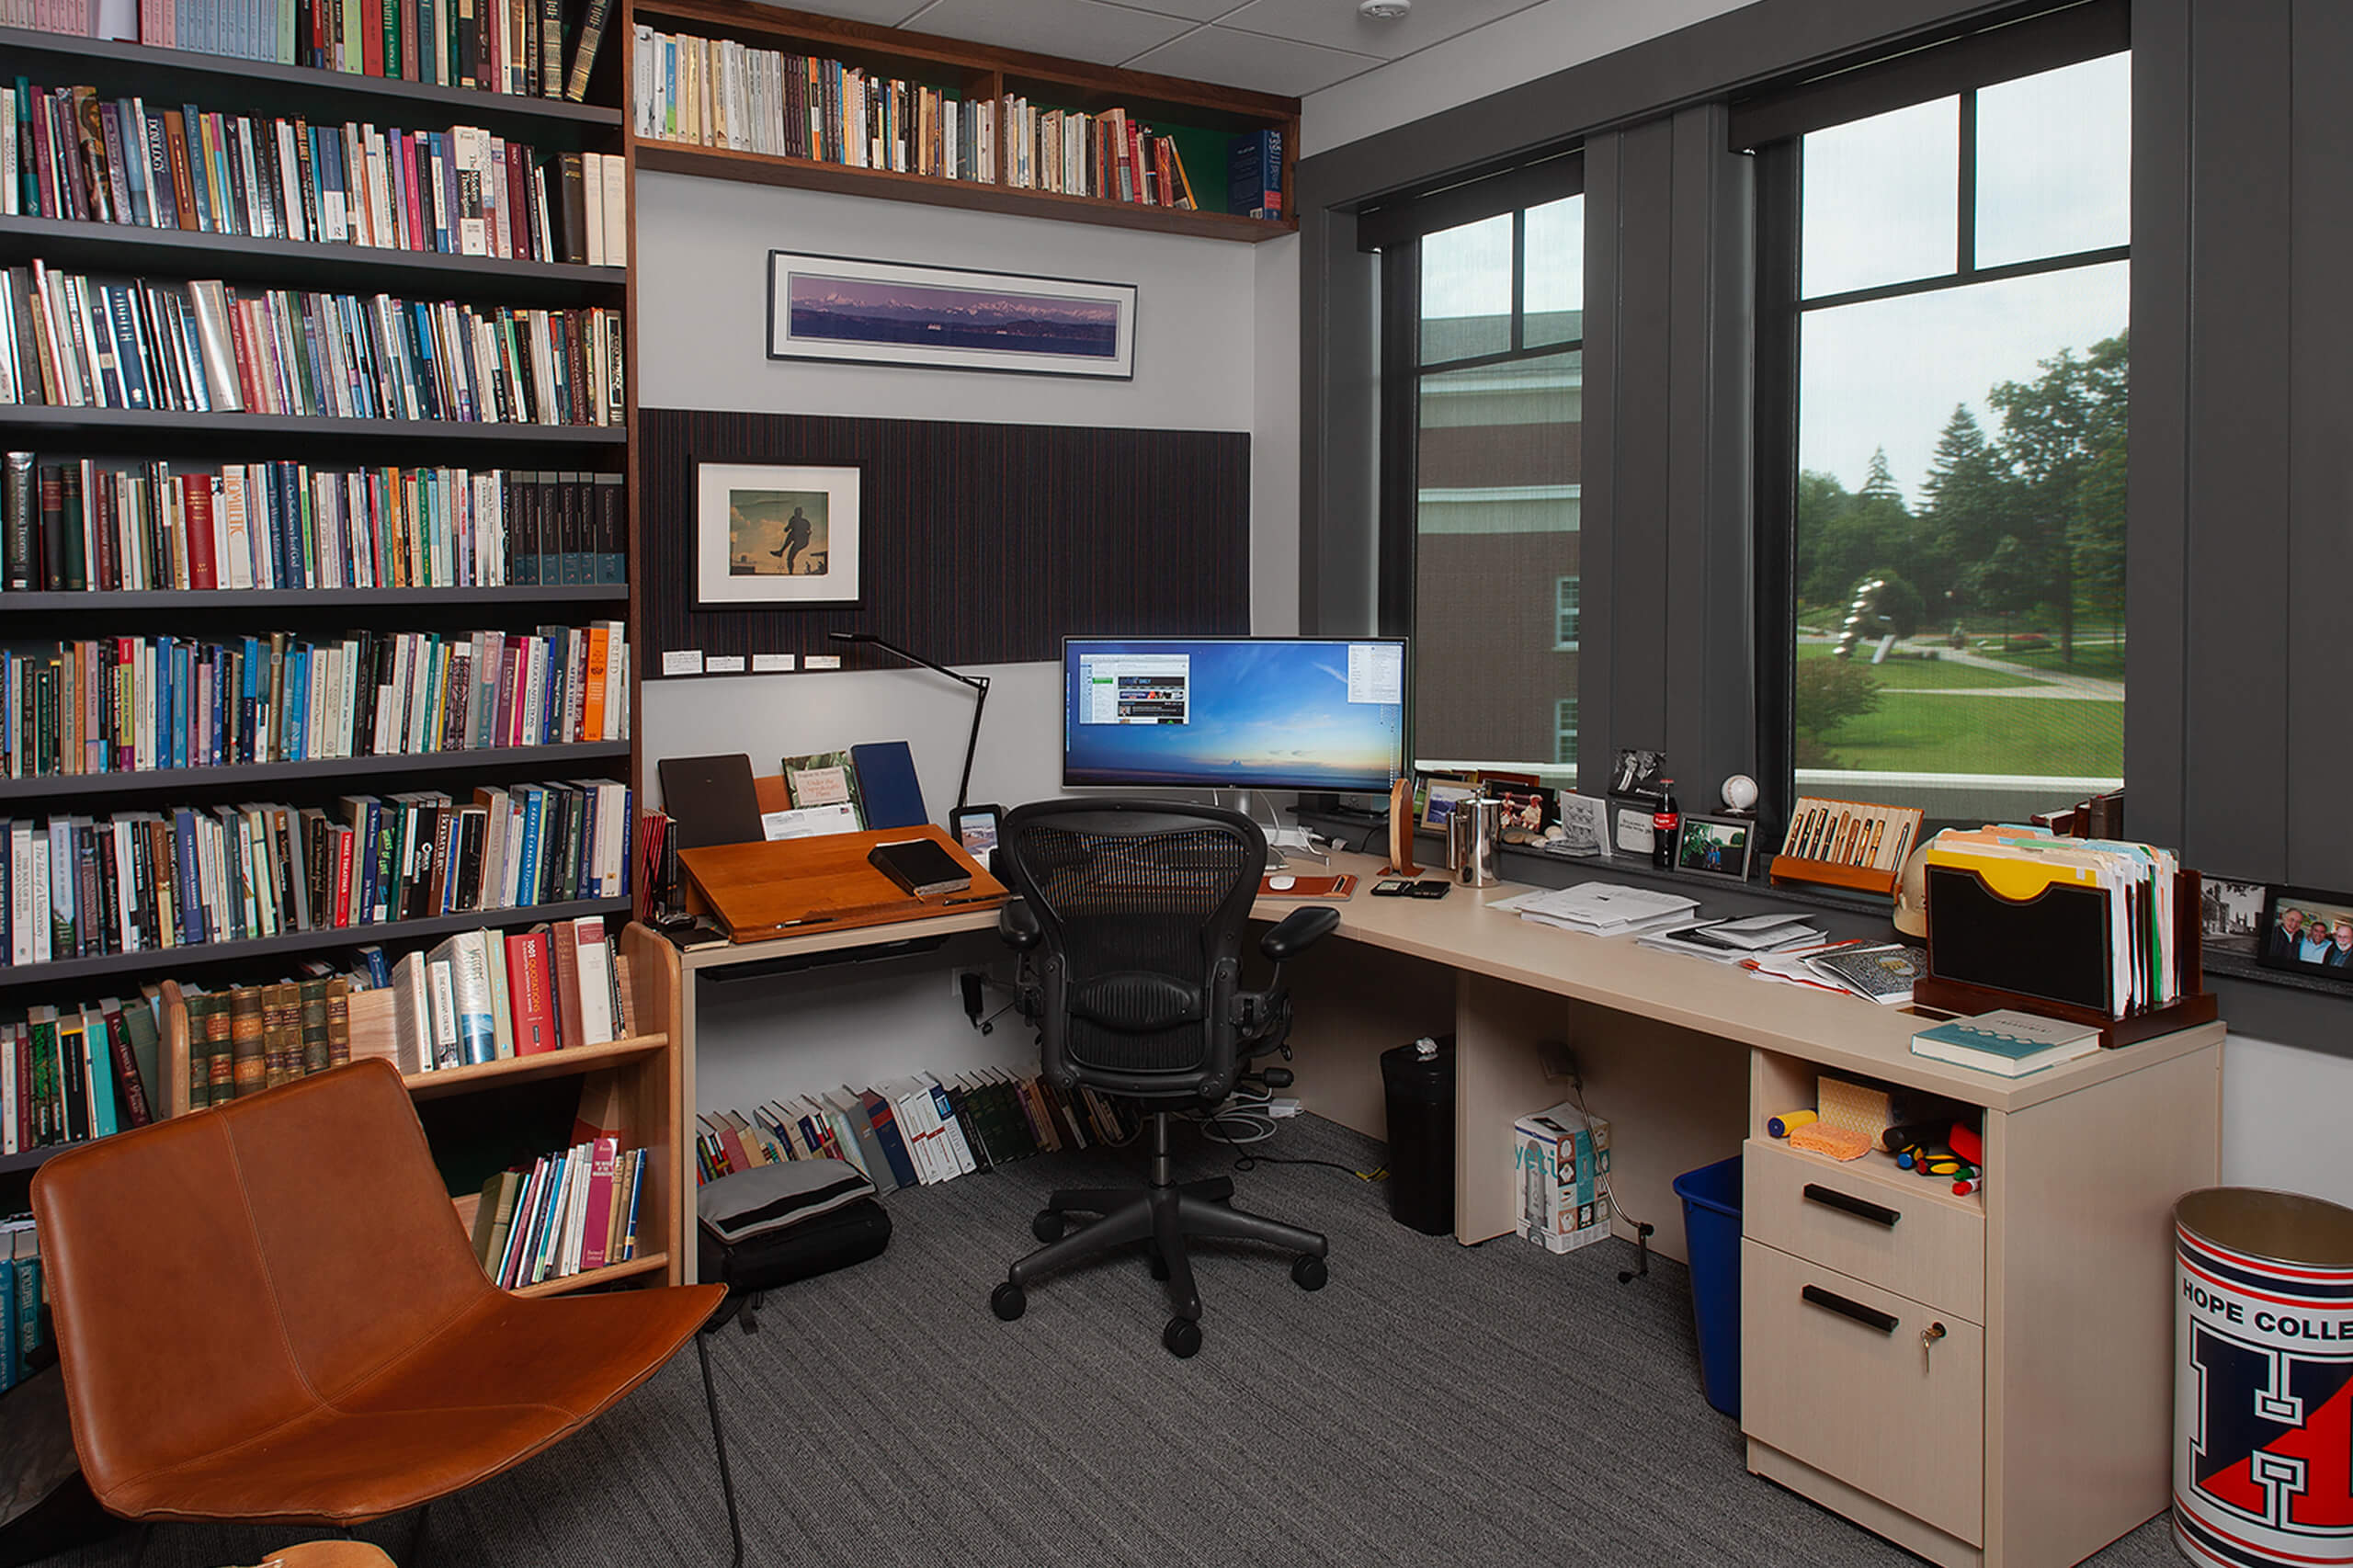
[767,251,1138,379]
[2255,883,2353,983]
[695,462,862,608]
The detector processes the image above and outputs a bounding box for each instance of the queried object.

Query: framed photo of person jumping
[695,462,863,609]
[2255,883,2353,985]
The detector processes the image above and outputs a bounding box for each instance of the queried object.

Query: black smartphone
[1406,879,1452,899]
[949,803,1003,863]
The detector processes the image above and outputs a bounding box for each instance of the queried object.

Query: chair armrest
[998,898,1042,951]
[1260,905,1340,960]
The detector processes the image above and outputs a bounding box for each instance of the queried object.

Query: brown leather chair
[30,1058,740,1566]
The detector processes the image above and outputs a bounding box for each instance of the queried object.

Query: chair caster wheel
[1145,1244,1169,1281]
[1032,1210,1065,1244]
[1163,1316,1201,1358]
[991,1281,1027,1322]
[1291,1255,1328,1291]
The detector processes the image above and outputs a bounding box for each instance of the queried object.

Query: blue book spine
[120,109,152,225]
[173,807,204,944]
[180,108,209,232]
[11,1255,38,1365]
[287,643,309,760]
[0,1258,17,1393]
[355,800,381,924]
[108,287,152,409]
[517,787,543,906]
[85,1015,119,1139]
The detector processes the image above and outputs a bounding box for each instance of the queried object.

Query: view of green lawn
[1979,642,2128,680]
[1794,643,2039,690]
[1813,692,2123,777]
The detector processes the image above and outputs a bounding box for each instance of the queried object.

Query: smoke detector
[1359,0,1409,17]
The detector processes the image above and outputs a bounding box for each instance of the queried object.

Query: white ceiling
[767,0,1558,98]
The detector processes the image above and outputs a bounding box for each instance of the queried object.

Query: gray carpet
[36,1115,2184,1568]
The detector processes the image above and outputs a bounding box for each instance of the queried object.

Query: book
[848,740,926,831]
[1911,1009,2103,1076]
[866,836,969,898]
[780,750,864,830]
[1805,942,1929,1005]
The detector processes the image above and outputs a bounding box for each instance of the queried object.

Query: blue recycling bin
[1673,1154,1744,1418]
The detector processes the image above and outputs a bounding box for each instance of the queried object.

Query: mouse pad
[1259,873,1357,900]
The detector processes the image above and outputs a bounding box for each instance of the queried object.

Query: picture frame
[695,462,862,609]
[2254,883,2353,982]
[1609,748,1668,805]
[1675,813,1756,884]
[1544,791,1612,859]
[1613,802,1656,858]
[1421,779,1478,833]
[767,250,1138,380]
[2199,875,2269,959]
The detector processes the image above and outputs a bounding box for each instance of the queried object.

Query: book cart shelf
[0,22,672,1297]
[622,0,1301,244]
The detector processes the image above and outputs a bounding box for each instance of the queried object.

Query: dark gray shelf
[0,405,625,444]
[0,895,631,992]
[0,585,628,609]
[0,1143,64,1177]
[0,741,631,802]
[0,214,626,303]
[0,27,624,141]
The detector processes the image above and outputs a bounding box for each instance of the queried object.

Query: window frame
[1554,575,1582,651]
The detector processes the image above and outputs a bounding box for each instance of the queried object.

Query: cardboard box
[1513,1100,1613,1255]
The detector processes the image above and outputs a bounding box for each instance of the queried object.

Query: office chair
[985,800,1341,1358]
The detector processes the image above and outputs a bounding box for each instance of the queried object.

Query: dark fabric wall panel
[640,409,1251,666]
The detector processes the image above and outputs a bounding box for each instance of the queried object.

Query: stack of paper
[1491,882,1699,937]
[1636,914,1827,963]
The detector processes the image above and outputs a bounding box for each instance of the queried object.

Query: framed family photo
[1675,814,1755,883]
[2255,883,2353,983]
[767,251,1138,380]
[695,462,862,609]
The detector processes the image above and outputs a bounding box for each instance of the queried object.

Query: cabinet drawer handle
[1802,1284,1899,1335]
[1803,1184,1901,1228]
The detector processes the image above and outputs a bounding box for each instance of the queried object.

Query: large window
[1398,193,1585,778]
[1763,50,2131,824]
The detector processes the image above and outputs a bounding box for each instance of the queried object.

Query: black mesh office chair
[985,800,1341,1358]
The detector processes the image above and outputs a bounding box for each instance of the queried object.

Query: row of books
[1000,99,1197,212]
[0,621,630,780]
[630,27,996,184]
[0,1220,41,1395]
[472,1135,647,1290]
[375,913,629,1073]
[3,992,162,1153]
[0,777,631,963]
[0,263,627,426]
[1,459,620,592]
[695,1067,1140,1190]
[3,0,620,103]
[3,85,627,268]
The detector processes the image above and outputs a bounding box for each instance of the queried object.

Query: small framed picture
[696,461,863,608]
[2200,875,2269,959]
[1675,813,1755,883]
[1421,779,1477,832]
[1613,803,1655,857]
[2256,884,2353,981]
[1610,748,1668,804]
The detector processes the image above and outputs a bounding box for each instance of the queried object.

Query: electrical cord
[1185,1086,1386,1180]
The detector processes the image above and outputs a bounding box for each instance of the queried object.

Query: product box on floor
[1514,1101,1612,1255]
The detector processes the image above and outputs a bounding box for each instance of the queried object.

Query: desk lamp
[826,631,990,812]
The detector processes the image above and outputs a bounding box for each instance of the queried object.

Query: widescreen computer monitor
[1062,637,1409,793]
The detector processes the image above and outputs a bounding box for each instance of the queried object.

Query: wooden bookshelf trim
[510,1251,670,1295]
[404,1033,669,1099]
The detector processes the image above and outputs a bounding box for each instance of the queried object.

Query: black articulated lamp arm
[826,631,992,812]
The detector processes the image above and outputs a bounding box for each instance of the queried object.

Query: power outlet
[1538,1040,1579,1085]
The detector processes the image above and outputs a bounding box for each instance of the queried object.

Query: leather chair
[984,800,1340,1358]
[30,1058,742,1566]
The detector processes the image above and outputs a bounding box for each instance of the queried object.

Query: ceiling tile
[903,0,1195,65]
[743,0,931,27]
[1218,0,1549,61]
[1089,0,1245,21]
[1124,23,1382,95]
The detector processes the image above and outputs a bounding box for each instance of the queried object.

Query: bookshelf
[0,8,648,1297]
[622,0,1300,244]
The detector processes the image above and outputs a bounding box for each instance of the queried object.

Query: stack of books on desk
[697,1068,1138,1189]
[1491,882,1698,937]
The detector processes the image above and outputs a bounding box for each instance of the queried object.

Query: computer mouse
[1267,874,1297,891]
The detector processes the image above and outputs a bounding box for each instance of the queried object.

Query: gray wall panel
[1576,132,1622,794]
[1607,120,1678,759]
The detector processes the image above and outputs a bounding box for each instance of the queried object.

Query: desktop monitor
[1062,636,1409,793]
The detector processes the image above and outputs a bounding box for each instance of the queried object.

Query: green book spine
[297,977,331,1075]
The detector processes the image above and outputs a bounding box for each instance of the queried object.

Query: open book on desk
[1490,881,1699,937]
[680,825,1006,942]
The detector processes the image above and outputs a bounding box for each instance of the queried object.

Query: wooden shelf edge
[402,1032,669,1097]
[507,1251,670,1296]
[631,139,1296,242]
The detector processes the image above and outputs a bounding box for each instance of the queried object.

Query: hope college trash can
[2174,1187,2353,1568]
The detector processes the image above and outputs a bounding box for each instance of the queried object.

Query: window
[1555,699,1580,767]
[1760,49,2130,824]
[1387,189,1585,778]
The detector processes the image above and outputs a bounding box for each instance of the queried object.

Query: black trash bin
[1380,1035,1456,1235]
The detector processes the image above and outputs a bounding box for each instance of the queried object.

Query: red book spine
[223,301,260,411]
[104,1006,153,1128]
[579,1132,617,1270]
[548,919,583,1051]
[363,0,384,75]
[183,478,217,590]
[506,928,556,1053]
[1124,118,1147,205]
[333,826,355,925]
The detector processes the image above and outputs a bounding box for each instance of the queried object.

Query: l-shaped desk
[650,848,2222,1568]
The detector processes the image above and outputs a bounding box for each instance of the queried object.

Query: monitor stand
[1213,790,1326,870]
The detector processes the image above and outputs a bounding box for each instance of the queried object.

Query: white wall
[1300,0,1760,156]
[637,173,1299,1110]
[2222,1034,2353,1209]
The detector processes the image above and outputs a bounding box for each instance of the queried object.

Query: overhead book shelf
[623,0,1299,243]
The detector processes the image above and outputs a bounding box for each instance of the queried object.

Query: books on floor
[694,1067,1139,1191]
[1911,1009,2102,1077]
[473,1138,649,1290]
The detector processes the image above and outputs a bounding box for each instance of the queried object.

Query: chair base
[992,1113,1329,1357]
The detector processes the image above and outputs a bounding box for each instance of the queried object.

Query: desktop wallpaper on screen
[1063,638,1407,791]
